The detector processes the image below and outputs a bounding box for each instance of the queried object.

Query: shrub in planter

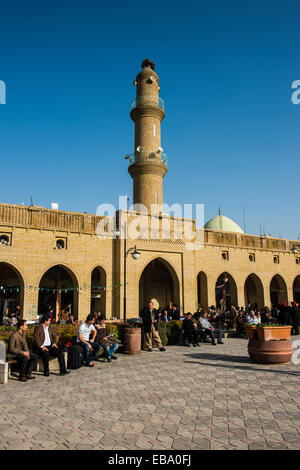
[256,324,292,341]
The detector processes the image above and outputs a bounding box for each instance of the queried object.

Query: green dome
[204,215,244,234]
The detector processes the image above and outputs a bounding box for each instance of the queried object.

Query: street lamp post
[116,222,141,322]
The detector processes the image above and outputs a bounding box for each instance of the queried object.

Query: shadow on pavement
[183,352,300,376]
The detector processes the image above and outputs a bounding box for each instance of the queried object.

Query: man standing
[34,314,69,376]
[77,313,101,367]
[199,312,224,345]
[141,301,166,352]
[8,319,38,382]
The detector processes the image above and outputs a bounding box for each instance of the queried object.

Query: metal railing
[131,95,165,111]
[125,151,167,168]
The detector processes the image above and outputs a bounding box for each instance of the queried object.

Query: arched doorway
[139,258,180,313]
[38,265,78,321]
[293,276,300,303]
[270,274,287,306]
[197,271,208,309]
[0,262,24,324]
[244,274,264,310]
[215,272,238,311]
[90,267,106,316]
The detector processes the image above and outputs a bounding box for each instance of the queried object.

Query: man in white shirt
[77,314,101,367]
[34,314,70,377]
[199,312,224,345]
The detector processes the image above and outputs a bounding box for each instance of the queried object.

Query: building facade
[0,60,300,322]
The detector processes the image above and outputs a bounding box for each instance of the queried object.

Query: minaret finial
[141,58,155,71]
[218,207,221,216]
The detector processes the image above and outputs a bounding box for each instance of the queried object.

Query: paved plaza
[0,337,300,450]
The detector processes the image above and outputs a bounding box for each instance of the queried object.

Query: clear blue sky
[0,0,299,239]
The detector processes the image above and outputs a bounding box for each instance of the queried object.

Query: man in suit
[290,302,300,335]
[8,319,38,382]
[34,314,70,376]
[182,312,199,347]
[170,305,180,320]
[141,301,166,352]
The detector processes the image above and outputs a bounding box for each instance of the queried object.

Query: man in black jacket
[182,313,199,347]
[141,301,166,352]
[290,302,300,335]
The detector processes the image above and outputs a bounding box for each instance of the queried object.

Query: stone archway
[139,258,180,313]
[90,267,107,316]
[0,262,24,324]
[270,274,288,306]
[215,272,238,311]
[38,265,79,320]
[197,271,208,309]
[293,275,300,303]
[244,274,265,310]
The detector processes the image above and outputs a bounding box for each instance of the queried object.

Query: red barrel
[124,327,141,355]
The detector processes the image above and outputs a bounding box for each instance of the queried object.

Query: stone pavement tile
[172,438,192,450]
[209,441,228,450]
[228,439,249,450]
[265,440,289,450]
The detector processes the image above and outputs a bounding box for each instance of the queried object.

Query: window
[153,124,156,137]
[222,251,229,260]
[0,234,11,246]
[273,255,279,264]
[296,258,300,265]
[55,238,67,250]
[249,253,255,262]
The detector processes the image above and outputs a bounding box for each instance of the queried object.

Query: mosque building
[0,59,300,322]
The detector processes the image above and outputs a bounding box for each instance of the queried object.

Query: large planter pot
[245,325,258,339]
[256,326,292,341]
[124,327,141,355]
[248,338,292,364]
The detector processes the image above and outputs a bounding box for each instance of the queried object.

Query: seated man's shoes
[44,372,50,377]
[106,358,112,362]
[147,349,152,352]
[111,355,117,360]
[212,342,217,346]
[18,376,27,382]
[218,341,224,344]
[159,347,166,352]
[25,375,36,380]
[59,371,71,376]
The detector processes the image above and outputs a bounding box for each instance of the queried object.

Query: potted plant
[245,323,258,339]
[256,323,292,341]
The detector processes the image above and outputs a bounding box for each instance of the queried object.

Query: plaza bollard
[0,340,8,384]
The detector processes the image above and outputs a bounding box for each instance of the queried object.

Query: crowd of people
[7,312,120,382]
[5,299,300,383]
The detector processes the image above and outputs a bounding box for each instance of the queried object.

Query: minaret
[128,59,167,213]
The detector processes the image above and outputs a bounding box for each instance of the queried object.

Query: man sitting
[77,314,101,367]
[96,314,118,362]
[199,312,224,345]
[34,314,70,376]
[182,312,199,347]
[8,319,38,382]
